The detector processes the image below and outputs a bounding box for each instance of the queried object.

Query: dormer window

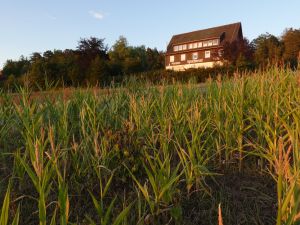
[174,44,188,51]
[213,39,219,46]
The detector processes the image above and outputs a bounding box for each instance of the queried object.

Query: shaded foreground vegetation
[1,68,300,224]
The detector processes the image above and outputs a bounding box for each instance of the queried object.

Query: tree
[223,38,254,66]
[2,57,30,78]
[64,52,82,86]
[87,56,110,86]
[124,46,148,74]
[77,37,108,59]
[43,50,54,59]
[30,52,43,62]
[146,48,164,70]
[282,28,300,68]
[252,33,283,67]
[109,36,130,75]
[108,37,163,75]
[76,37,109,81]
[4,74,17,90]
[109,36,130,61]
[27,59,45,88]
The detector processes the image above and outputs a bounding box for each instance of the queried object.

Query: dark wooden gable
[167,22,243,54]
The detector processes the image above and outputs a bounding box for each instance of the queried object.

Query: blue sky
[0,0,299,68]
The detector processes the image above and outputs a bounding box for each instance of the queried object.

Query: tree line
[0,36,164,89]
[0,28,299,90]
[224,28,300,69]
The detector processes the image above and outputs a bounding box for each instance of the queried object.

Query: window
[182,44,187,50]
[205,51,211,58]
[218,49,223,57]
[170,55,175,62]
[193,43,198,49]
[203,41,208,47]
[178,45,183,51]
[181,54,186,61]
[198,42,203,48]
[188,43,193,49]
[174,46,178,51]
[208,40,213,46]
[192,52,198,60]
[213,39,219,46]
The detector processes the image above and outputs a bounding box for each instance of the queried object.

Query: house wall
[165,47,222,70]
[166,61,223,71]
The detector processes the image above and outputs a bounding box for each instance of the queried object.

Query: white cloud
[89,10,105,20]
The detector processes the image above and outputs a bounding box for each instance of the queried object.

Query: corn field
[1,68,300,224]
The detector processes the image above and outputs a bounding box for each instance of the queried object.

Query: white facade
[166,61,223,71]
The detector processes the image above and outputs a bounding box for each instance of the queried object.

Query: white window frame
[182,44,187,50]
[188,43,193,49]
[203,41,208,47]
[205,51,211,59]
[173,46,178,51]
[193,43,198,49]
[181,54,186,61]
[213,39,219,46]
[208,40,213,46]
[198,42,203,48]
[218,49,223,57]
[178,45,183,51]
[170,55,175,62]
[192,52,198,60]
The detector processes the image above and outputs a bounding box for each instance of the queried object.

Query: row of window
[169,51,211,62]
[173,39,219,52]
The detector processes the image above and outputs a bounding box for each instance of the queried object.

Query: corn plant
[0,182,20,225]
[127,150,183,223]
[1,67,300,224]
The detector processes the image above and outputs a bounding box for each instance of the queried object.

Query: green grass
[0,67,300,224]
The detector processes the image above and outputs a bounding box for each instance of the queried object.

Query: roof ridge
[172,22,241,37]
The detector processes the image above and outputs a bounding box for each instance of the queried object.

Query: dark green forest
[0,28,299,90]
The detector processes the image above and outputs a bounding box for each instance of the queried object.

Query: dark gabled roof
[166,22,243,53]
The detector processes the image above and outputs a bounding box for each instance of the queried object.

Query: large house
[165,22,243,71]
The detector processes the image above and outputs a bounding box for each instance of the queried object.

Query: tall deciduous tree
[252,33,283,67]
[223,38,254,66]
[282,28,300,68]
[109,36,130,75]
[87,56,110,86]
[146,48,165,70]
[109,36,164,75]
[2,57,30,78]
[77,37,108,60]
[77,37,109,81]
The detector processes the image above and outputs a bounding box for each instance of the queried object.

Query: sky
[0,0,300,69]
